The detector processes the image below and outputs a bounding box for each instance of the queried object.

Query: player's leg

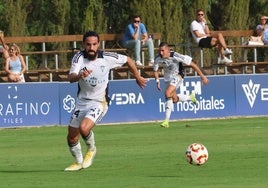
[160,84,176,128]
[64,126,83,171]
[80,101,108,169]
[80,118,97,169]
[174,75,197,104]
[64,106,86,171]
[177,93,197,104]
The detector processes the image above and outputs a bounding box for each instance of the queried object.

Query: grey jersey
[154,51,192,82]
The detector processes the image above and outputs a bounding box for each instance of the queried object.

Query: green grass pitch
[0,116,268,188]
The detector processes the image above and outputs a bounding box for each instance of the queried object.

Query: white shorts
[165,75,183,89]
[69,99,108,128]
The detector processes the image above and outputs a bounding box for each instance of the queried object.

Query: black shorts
[199,37,213,48]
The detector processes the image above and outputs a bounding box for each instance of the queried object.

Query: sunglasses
[9,48,15,51]
[134,20,140,23]
[198,13,204,16]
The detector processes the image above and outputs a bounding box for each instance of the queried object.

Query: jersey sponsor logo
[83,76,106,87]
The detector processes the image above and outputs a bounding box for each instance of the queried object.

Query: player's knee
[67,135,79,146]
[173,97,179,103]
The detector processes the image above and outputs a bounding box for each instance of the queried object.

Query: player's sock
[165,98,173,121]
[68,141,83,164]
[82,131,95,151]
[177,94,190,101]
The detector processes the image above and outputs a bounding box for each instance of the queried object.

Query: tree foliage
[81,0,107,33]
[0,0,266,68]
[0,0,31,36]
[0,0,265,41]
[160,0,183,43]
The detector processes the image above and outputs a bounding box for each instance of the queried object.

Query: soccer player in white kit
[64,30,147,171]
[153,42,209,128]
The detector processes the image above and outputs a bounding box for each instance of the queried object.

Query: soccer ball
[185,143,208,165]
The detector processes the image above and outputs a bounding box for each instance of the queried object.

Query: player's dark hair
[159,42,169,48]
[83,30,100,42]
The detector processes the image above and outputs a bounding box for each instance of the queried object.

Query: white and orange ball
[186,143,208,165]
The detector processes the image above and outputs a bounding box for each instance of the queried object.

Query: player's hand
[135,76,147,89]
[80,68,92,79]
[201,76,209,85]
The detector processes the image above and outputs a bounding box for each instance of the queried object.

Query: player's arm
[69,68,92,83]
[125,56,147,89]
[153,68,161,91]
[189,61,209,85]
[0,35,9,59]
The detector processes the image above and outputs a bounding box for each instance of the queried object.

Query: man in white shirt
[64,30,147,171]
[153,42,209,128]
[190,9,232,64]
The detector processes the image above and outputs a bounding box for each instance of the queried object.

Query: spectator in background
[4,43,26,82]
[122,15,155,66]
[190,9,233,64]
[256,15,268,63]
[256,15,268,44]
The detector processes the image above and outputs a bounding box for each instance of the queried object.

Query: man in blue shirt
[122,15,155,66]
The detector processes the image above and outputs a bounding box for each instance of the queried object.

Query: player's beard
[86,50,98,60]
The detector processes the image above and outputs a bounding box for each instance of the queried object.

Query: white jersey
[69,50,127,103]
[154,51,192,82]
[190,20,207,44]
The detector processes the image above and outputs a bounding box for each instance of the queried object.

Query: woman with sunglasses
[4,43,26,82]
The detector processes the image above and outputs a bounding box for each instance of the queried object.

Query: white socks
[83,131,95,151]
[68,131,95,164]
[177,94,190,101]
[165,98,173,121]
[69,141,83,164]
